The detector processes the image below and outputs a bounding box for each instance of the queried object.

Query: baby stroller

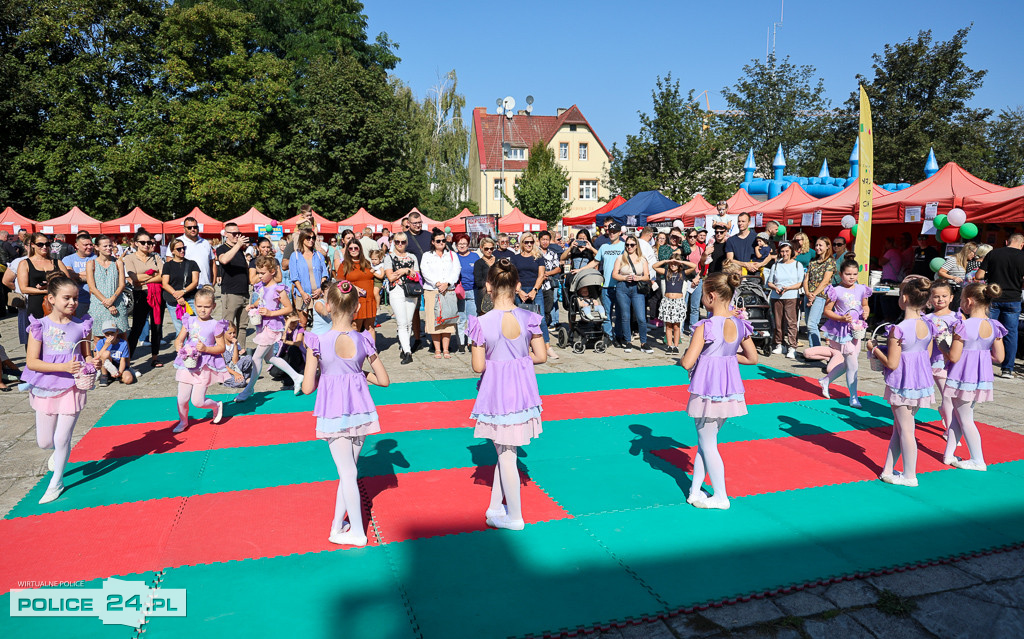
[734,276,775,356]
[555,268,608,354]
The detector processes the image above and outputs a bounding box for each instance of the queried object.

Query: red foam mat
[70,377,834,463]
[654,421,1024,498]
[365,466,571,544]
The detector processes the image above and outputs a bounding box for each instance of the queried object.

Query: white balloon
[672,220,685,230]
[947,208,966,227]
[153,234,162,241]
[841,215,856,229]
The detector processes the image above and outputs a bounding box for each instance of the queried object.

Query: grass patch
[876,589,918,616]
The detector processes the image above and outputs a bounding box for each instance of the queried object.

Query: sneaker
[98,373,112,387]
[622,343,633,353]
[786,349,797,360]
[1001,369,1014,379]
[401,352,413,365]
[640,344,654,354]
[772,344,784,355]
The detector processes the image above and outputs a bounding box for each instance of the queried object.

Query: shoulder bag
[626,253,652,295]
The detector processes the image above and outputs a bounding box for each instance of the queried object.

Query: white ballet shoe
[212,402,224,424]
[47,452,55,472]
[818,377,831,399]
[328,529,368,547]
[172,420,188,434]
[293,376,304,395]
[38,484,64,504]
[880,471,918,487]
[694,496,731,510]
[485,505,507,520]
[848,396,862,408]
[233,390,252,403]
[486,514,525,530]
[952,459,987,472]
[686,489,710,505]
[943,456,960,466]
[330,522,352,536]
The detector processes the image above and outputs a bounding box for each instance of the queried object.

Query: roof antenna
[769,0,783,60]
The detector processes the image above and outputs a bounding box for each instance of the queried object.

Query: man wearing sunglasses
[685,223,730,334]
[178,216,216,287]
[215,222,252,352]
[583,221,626,347]
[61,232,96,318]
[830,237,848,286]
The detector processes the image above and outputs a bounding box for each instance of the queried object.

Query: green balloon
[775,224,786,239]
[959,222,979,240]
[851,224,858,237]
[933,214,949,230]
[929,257,945,273]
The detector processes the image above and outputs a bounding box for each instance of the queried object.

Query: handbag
[434,289,459,328]
[626,253,652,295]
[455,282,466,300]
[519,301,542,315]
[401,277,423,297]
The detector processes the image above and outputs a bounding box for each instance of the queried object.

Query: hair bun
[498,258,512,267]
[727,272,742,289]
[985,283,1002,301]
[337,280,353,294]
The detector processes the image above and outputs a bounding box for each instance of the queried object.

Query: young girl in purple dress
[938,282,1006,471]
[23,273,100,504]
[925,281,958,437]
[868,276,937,487]
[819,259,872,407]
[467,258,547,531]
[172,287,230,433]
[680,272,758,510]
[301,281,389,547]
[234,255,304,402]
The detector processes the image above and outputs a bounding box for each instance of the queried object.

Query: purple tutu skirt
[687,395,747,419]
[474,417,543,446]
[252,327,284,347]
[29,387,87,415]
[316,420,381,440]
[884,386,935,408]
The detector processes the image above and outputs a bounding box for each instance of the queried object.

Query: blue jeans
[166,303,184,335]
[601,286,621,340]
[989,300,1021,372]
[688,280,703,330]
[806,295,827,348]
[615,281,648,345]
[457,289,477,346]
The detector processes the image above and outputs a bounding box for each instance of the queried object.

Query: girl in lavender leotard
[680,272,758,510]
[22,273,100,504]
[925,281,959,437]
[172,287,230,433]
[301,281,389,547]
[938,281,1007,471]
[819,259,872,407]
[467,258,547,531]
[868,276,937,487]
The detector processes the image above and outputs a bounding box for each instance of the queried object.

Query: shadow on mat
[467,441,529,486]
[777,415,882,474]
[627,424,694,495]
[360,439,411,526]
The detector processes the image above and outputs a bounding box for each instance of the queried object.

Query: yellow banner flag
[855,85,873,285]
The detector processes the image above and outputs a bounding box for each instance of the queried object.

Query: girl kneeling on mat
[172,287,230,433]
[680,272,758,510]
[302,281,389,547]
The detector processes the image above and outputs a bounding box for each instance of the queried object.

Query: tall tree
[720,55,832,177]
[504,141,571,226]
[987,106,1024,187]
[608,75,738,204]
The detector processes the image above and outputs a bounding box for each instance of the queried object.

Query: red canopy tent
[390,207,442,232]
[561,195,627,226]
[734,183,818,222]
[339,207,390,233]
[872,162,1004,224]
[281,211,338,234]
[101,207,164,235]
[784,183,892,226]
[646,194,716,224]
[165,208,224,235]
[963,185,1024,225]
[39,207,103,235]
[225,207,277,234]
[725,188,760,211]
[498,208,547,233]
[0,207,35,233]
[442,208,474,233]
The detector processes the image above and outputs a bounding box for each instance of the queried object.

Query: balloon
[444,226,452,234]
[930,257,945,273]
[947,208,967,227]
[940,226,960,244]
[851,224,858,237]
[775,224,786,239]
[672,220,685,230]
[153,234,162,241]
[959,222,979,240]
[933,214,949,230]
[271,220,279,228]
[838,229,853,245]
[841,215,856,229]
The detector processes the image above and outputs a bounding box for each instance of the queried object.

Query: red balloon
[838,229,853,244]
[940,226,960,244]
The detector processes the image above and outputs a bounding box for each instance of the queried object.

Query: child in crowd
[234,256,304,402]
[868,276,937,487]
[749,233,775,275]
[301,280,389,547]
[468,258,546,531]
[369,249,386,326]
[310,277,333,335]
[95,322,135,386]
[925,281,958,437]
[23,273,99,504]
[653,252,696,354]
[275,310,306,386]
[576,286,607,321]
[680,272,758,510]
[819,259,872,407]
[222,322,254,389]
[172,287,229,433]
[938,281,1006,470]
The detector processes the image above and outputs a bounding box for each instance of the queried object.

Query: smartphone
[576,240,585,248]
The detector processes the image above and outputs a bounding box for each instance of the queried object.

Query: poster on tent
[694,217,706,229]
[905,206,922,224]
[801,213,813,227]
[924,202,938,220]
[812,211,822,227]
[465,215,498,248]
[754,213,763,227]
[258,226,284,242]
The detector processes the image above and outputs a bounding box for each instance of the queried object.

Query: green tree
[608,75,738,204]
[987,106,1024,187]
[503,141,571,226]
[721,55,832,177]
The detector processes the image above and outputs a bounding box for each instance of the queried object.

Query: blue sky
[366,0,1024,158]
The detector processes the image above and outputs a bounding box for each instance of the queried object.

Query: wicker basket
[248,309,262,326]
[868,324,892,372]
[74,370,97,390]
[182,355,199,369]
[851,328,866,340]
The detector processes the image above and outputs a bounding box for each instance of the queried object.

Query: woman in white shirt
[419,228,461,358]
[766,242,805,359]
[383,232,420,365]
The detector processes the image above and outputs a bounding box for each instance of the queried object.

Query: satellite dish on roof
[495,98,503,106]
[525,95,534,105]
[496,106,504,115]
[503,96,516,111]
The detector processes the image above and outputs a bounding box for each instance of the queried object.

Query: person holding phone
[216,222,253,354]
[561,229,597,272]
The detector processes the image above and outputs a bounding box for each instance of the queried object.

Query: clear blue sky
[366,0,1024,156]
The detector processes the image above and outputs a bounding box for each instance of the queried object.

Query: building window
[563,184,571,200]
[559,142,568,160]
[514,177,522,193]
[493,179,505,200]
[579,143,588,161]
[569,124,577,132]
[580,180,598,200]
[505,147,526,160]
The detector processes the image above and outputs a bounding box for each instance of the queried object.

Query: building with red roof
[468,104,612,220]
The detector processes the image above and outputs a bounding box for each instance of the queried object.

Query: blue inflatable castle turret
[847,138,859,186]
[818,159,830,179]
[743,149,756,184]
[924,147,939,179]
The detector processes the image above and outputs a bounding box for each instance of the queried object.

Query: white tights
[935,373,954,433]
[691,418,728,502]
[36,412,80,493]
[488,444,523,521]
[328,435,366,534]
[177,382,218,423]
[883,405,919,480]
[943,398,985,465]
[238,343,303,398]
[824,339,860,397]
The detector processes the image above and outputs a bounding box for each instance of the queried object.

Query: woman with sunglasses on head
[18,233,71,320]
[161,238,200,335]
[421,228,461,358]
[337,240,377,339]
[612,234,653,353]
[124,229,165,366]
[384,232,420,364]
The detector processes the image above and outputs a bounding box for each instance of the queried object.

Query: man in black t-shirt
[911,234,940,278]
[684,223,729,335]
[216,222,252,352]
[404,211,433,262]
[977,233,1024,377]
